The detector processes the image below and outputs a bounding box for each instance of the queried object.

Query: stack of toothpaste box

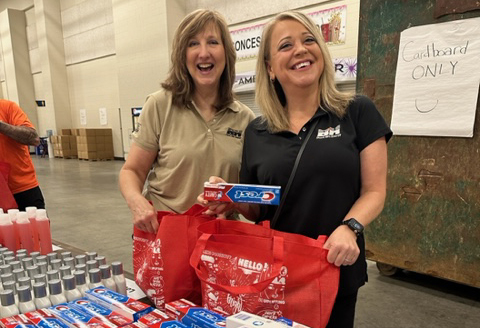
[0,287,309,328]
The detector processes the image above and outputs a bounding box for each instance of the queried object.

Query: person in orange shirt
[0,99,45,210]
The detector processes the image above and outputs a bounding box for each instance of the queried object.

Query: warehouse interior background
[0,0,479,327]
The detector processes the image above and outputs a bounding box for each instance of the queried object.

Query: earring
[270,77,275,83]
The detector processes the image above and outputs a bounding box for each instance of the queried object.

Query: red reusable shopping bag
[0,162,18,210]
[190,219,340,328]
[133,204,214,308]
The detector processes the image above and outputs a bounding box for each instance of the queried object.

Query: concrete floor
[32,156,479,327]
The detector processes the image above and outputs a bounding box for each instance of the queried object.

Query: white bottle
[88,268,103,289]
[17,285,36,314]
[2,281,19,307]
[74,270,89,296]
[48,279,67,305]
[99,265,116,292]
[0,289,19,318]
[62,275,82,302]
[111,262,127,295]
[33,282,51,309]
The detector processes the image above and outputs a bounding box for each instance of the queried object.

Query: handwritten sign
[391,17,480,137]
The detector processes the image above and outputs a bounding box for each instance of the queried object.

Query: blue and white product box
[49,303,117,328]
[70,297,133,326]
[275,317,310,328]
[204,183,281,205]
[85,286,154,321]
[226,312,285,328]
[180,308,226,328]
[157,321,189,328]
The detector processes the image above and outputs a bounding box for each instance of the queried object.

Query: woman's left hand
[323,225,360,267]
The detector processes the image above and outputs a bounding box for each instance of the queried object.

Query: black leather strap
[270,117,319,229]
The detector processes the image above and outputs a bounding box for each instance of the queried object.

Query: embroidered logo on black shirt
[226,128,242,139]
[316,125,341,139]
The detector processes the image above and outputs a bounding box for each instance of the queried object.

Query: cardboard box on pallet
[76,128,114,160]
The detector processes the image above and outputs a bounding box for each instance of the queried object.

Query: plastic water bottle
[17,285,36,313]
[16,212,35,253]
[88,269,103,289]
[99,265,116,292]
[62,275,82,302]
[0,289,19,318]
[33,282,51,309]
[35,210,53,254]
[25,207,40,252]
[75,254,86,265]
[48,279,66,305]
[74,270,89,296]
[2,281,18,306]
[111,262,127,295]
[0,214,16,251]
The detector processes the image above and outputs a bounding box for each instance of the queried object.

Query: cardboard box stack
[51,129,78,158]
[77,128,114,160]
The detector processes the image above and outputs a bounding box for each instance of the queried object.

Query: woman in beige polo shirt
[119,9,255,233]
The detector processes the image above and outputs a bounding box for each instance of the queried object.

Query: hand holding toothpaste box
[204,183,281,205]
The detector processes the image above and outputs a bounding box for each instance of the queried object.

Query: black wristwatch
[342,218,364,237]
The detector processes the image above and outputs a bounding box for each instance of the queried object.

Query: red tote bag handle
[190,233,284,294]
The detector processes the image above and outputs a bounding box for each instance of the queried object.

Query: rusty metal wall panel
[357,0,480,287]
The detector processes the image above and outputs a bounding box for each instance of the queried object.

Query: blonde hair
[162,9,236,110]
[255,11,353,132]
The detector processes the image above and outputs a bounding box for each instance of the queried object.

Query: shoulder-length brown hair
[256,11,354,133]
[162,9,236,110]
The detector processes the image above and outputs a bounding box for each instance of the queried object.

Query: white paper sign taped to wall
[391,17,480,137]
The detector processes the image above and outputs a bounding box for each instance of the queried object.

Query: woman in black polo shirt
[202,11,392,328]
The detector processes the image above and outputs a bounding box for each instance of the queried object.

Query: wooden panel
[357,0,480,287]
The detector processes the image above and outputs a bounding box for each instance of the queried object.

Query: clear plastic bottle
[33,282,51,309]
[37,261,48,274]
[35,210,53,255]
[95,256,107,266]
[0,289,19,318]
[74,270,89,296]
[85,252,97,261]
[62,275,82,302]
[111,262,127,295]
[17,285,36,313]
[50,259,62,270]
[25,207,40,252]
[75,254,86,265]
[22,258,34,271]
[0,214,16,252]
[2,280,18,307]
[59,266,72,279]
[33,274,49,296]
[99,265,116,292]
[88,268,103,289]
[16,212,35,254]
[48,279,66,305]
[46,269,60,281]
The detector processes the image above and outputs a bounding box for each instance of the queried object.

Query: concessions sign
[231,5,347,60]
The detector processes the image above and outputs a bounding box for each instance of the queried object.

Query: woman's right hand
[129,194,158,233]
[198,176,237,218]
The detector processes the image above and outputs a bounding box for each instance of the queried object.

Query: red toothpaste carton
[0,315,35,328]
[85,286,154,321]
[71,298,133,326]
[204,183,281,205]
[164,299,198,320]
[138,309,172,328]
[24,309,72,328]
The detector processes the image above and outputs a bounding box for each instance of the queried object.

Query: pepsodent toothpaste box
[0,315,36,328]
[85,286,154,321]
[49,303,117,328]
[180,308,226,328]
[156,321,188,328]
[24,309,71,328]
[204,183,281,205]
[70,297,133,326]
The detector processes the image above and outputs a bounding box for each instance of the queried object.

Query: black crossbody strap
[270,117,319,229]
